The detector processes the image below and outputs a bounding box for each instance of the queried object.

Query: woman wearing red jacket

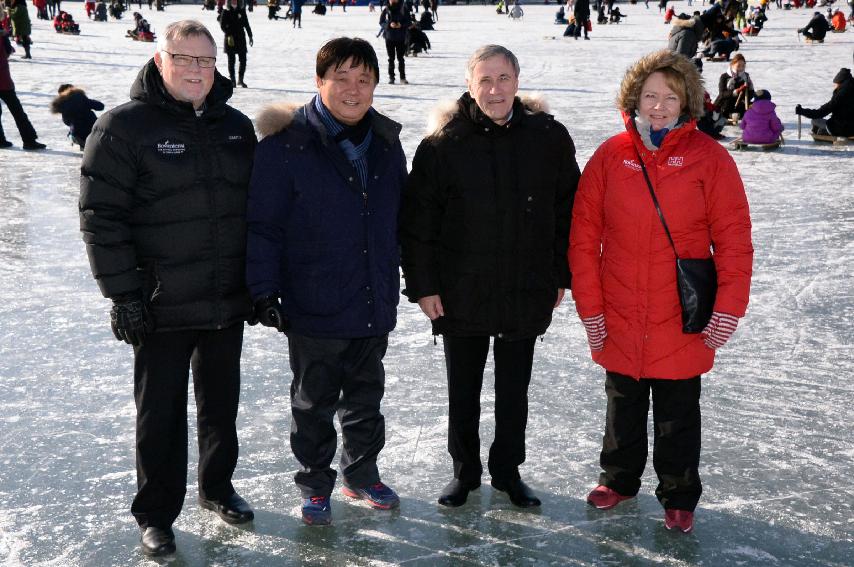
[569,50,753,534]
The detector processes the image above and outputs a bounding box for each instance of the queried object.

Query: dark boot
[140,526,176,557]
[438,478,480,507]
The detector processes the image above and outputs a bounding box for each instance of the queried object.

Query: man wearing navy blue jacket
[246,37,407,526]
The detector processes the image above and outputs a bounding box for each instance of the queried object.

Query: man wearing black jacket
[79,20,257,557]
[400,45,580,510]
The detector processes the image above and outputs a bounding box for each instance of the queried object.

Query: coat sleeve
[89,98,105,111]
[553,124,581,289]
[243,9,253,38]
[79,120,141,299]
[399,139,445,302]
[568,143,607,318]
[245,136,290,300]
[799,89,840,119]
[705,146,753,317]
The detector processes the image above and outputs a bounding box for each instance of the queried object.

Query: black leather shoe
[491,478,541,508]
[140,526,176,557]
[199,492,255,524]
[438,479,480,507]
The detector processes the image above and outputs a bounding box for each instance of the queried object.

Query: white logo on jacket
[156,140,186,156]
[667,156,684,167]
[622,159,642,171]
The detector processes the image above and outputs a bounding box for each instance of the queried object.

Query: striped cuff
[702,312,739,350]
[582,313,607,351]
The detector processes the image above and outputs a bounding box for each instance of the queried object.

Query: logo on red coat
[667,156,684,167]
[622,159,642,171]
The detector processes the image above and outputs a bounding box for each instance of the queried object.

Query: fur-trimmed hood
[50,87,87,114]
[425,92,550,138]
[671,15,699,30]
[256,101,303,139]
[255,98,402,144]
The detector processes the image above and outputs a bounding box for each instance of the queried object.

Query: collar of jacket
[130,58,233,118]
[621,110,697,157]
[300,96,402,147]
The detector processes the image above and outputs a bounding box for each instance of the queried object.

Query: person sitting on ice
[738,89,783,144]
[715,53,754,119]
[555,5,568,24]
[85,0,96,18]
[406,22,430,56]
[697,89,727,139]
[799,11,832,40]
[312,1,326,14]
[610,6,625,22]
[669,12,706,59]
[50,83,104,149]
[419,9,435,30]
[563,15,578,36]
[796,67,854,137]
[94,1,108,21]
[702,32,741,61]
[496,0,506,14]
[597,4,608,24]
[830,9,846,30]
[509,0,523,19]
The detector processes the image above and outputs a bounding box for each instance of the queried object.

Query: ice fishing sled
[730,136,783,151]
[810,133,854,145]
[127,31,156,42]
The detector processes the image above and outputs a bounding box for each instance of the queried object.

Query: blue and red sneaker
[301,495,332,526]
[341,482,400,510]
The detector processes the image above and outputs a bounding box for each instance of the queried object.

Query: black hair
[316,37,380,83]
[58,83,74,93]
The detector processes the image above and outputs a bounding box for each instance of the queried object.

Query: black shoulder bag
[636,153,717,334]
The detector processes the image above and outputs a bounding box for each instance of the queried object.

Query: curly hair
[617,50,705,120]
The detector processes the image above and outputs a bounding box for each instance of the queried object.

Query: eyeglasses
[161,51,216,68]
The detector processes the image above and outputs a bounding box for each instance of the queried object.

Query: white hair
[465,45,520,81]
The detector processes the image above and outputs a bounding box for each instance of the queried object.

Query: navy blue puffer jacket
[246,98,407,339]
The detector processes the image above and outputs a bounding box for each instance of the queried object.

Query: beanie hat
[754,89,771,101]
[833,68,851,84]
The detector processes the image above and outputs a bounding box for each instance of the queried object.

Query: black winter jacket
[220,5,253,54]
[800,70,854,137]
[400,93,580,340]
[50,88,104,142]
[380,2,411,43]
[79,59,257,331]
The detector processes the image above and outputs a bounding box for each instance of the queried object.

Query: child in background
[739,89,783,144]
[49,84,104,149]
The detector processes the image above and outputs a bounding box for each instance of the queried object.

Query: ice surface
[0,2,852,565]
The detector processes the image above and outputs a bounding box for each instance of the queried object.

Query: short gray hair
[465,45,520,81]
[156,19,217,52]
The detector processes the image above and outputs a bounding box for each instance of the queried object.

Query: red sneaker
[586,485,634,510]
[664,509,694,533]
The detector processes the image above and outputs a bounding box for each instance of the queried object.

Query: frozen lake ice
[0,1,853,565]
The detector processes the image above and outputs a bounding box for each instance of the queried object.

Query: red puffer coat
[569,114,753,379]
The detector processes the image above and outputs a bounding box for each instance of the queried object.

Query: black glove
[254,295,288,332]
[795,104,803,115]
[110,293,154,346]
[249,36,254,47]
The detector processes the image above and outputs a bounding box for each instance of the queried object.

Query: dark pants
[0,90,38,144]
[287,333,388,498]
[574,15,590,38]
[131,323,243,529]
[226,51,247,83]
[292,11,301,27]
[443,335,536,485]
[385,40,406,81]
[598,371,702,511]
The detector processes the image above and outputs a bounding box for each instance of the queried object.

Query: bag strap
[636,150,680,260]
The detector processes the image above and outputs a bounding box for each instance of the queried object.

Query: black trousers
[385,40,406,81]
[443,335,536,484]
[131,323,243,529]
[287,333,388,498]
[226,51,247,82]
[0,90,38,144]
[599,371,702,511]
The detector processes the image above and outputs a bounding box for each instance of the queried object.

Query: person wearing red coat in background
[0,29,45,149]
[569,50,753,534]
